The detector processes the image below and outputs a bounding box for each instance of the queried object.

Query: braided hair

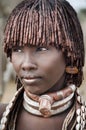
[3,0,85,88]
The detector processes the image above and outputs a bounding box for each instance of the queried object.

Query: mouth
[22,76,42,85]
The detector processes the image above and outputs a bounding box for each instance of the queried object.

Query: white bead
[6,102,13,110]
[76,116,81,123]
[80,127,83,130]
[1,117,7,124]
[14,91,18,96]
[76,109,81,115]
[9,102,13,108]
[76,124,81,130]
[10,96,16,103]
[82,120,85,128]
[81,118,83,124]
[77,96,81,103]
[1,124,5,129]
[81,105,85,112]
[82,113,85,120]
[6,105,10,110]
[5,109,10,116]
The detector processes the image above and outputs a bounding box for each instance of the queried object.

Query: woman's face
[11,45,66,95]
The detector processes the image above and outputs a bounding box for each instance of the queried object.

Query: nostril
[22,67,25,71]
[22,62,37,71]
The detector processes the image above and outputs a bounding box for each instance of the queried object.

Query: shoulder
[0,103,7,120]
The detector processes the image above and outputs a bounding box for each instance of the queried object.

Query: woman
[0,0,86,130]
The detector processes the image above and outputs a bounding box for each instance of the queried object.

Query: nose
[21,53,37,71]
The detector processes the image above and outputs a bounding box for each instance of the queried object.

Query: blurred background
[0,0,86,103]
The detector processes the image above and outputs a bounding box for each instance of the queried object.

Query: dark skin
[16,105,73,130]
[0,45,74,130]
[0,103,74,130]
[11,45,66,94]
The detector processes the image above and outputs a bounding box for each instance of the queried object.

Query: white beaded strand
[76,88,86,130]
[0,87,23,130]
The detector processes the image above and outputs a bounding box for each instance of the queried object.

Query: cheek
[53,57,65,76]
[49,63,65,80]
[40,55,65,75]
[11,54,21,73]
[43,55,65,83]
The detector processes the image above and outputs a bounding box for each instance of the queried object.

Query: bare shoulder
[0,103,7,120]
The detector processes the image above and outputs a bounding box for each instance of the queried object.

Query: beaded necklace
[23,92,73,117]
[23,84,76,117]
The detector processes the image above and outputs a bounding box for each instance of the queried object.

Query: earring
[65,66,78,74]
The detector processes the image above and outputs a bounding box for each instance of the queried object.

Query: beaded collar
[23,84,76,117]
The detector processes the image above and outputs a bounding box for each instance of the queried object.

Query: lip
[22,76,42,84]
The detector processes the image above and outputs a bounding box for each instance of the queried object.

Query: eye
[12,47,23,53]
[36,47,48,52]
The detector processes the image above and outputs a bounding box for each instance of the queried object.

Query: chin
[24,86,43,95]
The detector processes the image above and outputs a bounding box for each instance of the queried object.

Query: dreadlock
[3,0,85,88]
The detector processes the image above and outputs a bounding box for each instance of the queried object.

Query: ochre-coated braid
[62,103,75,130]
[0,87,23,130]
